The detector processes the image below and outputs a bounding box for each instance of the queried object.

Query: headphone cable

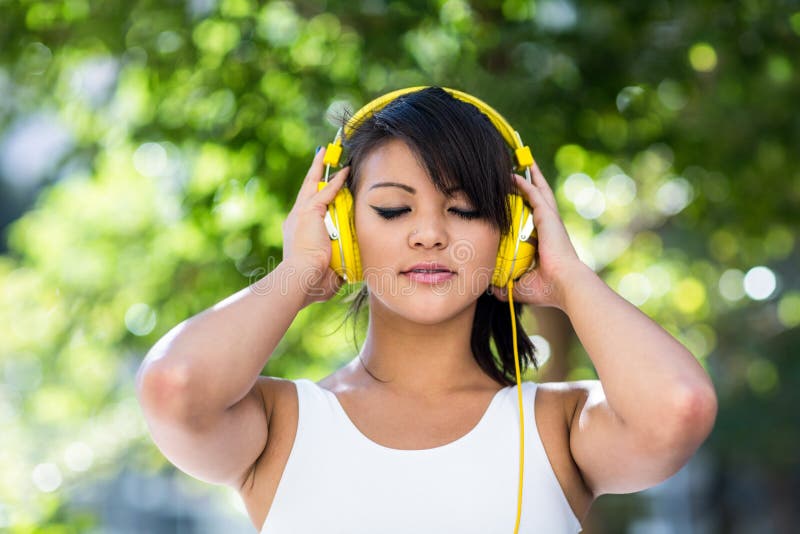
[507,279,525,533]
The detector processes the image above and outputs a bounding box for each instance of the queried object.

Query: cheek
[353,209,388,263]
[451,230,500,279]
[473,228,501,263]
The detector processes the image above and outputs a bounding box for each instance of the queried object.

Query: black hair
[333,87,539,387]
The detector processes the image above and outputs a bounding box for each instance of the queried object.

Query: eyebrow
[367,182,463,194]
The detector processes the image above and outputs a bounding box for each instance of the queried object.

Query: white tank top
[260,378,582,533]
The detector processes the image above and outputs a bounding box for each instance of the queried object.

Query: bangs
[341,87,514,235]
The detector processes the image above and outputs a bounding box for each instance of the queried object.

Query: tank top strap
[485,380,537,431]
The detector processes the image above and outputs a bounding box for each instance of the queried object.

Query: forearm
[137,259,312,418]
[559,262,717,441]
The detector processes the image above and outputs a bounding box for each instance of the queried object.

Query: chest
[238,382,591,531]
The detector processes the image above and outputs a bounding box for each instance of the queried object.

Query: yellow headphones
[317,86,537,533]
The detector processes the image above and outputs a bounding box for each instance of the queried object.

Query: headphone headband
[323,86,534,172]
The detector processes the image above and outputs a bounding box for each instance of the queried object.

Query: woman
[136,87,718,533]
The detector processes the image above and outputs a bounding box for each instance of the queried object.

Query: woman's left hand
[489,162,585,311]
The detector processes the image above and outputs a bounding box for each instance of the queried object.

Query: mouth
[401,262,455,275]
[400,264,456,284]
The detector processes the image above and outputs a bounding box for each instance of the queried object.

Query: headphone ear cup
[322,185,363,283]
[493,193,537,287]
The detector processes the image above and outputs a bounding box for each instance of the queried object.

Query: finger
[323,264,345,293]
[512,174,550,212]
[515,176,557,231]
[311,166,350,206]
[489,284,508,301]
[513,170,555,213]
[297,147,329,200]
[529,161,558,211]
[527,184,552,225]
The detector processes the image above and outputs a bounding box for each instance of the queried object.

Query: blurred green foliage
[0,0,798,531]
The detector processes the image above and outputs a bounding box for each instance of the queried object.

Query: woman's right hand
[281,147,350,307]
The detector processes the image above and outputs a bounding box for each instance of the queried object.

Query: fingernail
[315,146,322,154]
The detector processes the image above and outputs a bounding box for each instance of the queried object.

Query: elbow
[664,383,718,449]
[136,360,196,424]
[136,323,197,420]
[137,361,223,434]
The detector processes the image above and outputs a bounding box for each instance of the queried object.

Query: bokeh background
[1,0,798,532]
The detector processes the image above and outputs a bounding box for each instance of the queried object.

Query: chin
[383,292,477,325]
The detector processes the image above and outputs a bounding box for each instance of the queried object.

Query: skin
[346,138,506,398]
[136,134,718,531]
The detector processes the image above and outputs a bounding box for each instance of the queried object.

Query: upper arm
[567,379,712,497]
[136,366,278,491]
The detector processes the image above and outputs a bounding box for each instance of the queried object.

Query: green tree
[1,0,797,531]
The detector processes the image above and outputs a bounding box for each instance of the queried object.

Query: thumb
[321,260,347,301]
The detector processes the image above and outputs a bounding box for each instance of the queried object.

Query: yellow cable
[508,279,524,533]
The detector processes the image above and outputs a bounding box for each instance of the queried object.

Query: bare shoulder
[234,376,298,493]
[236,376,301,530]
[535,379,606,449]
[533,379,597,522]
[252,375,300,459]
[255,375,297,415]
[534,379,601,440]
[536,379,600,415]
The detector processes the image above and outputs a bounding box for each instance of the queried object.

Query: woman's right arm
[135,148,349,490]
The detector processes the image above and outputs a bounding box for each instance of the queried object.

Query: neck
[353,296,499,398]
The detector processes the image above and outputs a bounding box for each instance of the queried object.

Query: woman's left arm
[560,259,717,435]
[490,163,718,496]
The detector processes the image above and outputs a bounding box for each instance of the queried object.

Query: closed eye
[371,207,408,220]
[370,207,481,221]
[450,208,482,220]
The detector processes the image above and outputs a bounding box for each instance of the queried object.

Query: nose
[408,216,449,250]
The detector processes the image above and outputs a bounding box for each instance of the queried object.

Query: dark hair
[333,87,539,387]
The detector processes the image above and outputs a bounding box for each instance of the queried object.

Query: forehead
[358,139,463,196]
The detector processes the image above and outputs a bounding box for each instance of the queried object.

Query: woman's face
[353,138,501,325]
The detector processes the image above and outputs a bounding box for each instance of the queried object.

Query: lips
[401,262,454,274]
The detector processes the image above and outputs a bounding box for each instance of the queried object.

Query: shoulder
[531,380,604,465]
[254,376,300,429]
[529,379,597,519]
[256,375,299,397]
[533,379,599,424]
[241,376,300,488]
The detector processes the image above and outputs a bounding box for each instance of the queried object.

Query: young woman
[136,87,718,533]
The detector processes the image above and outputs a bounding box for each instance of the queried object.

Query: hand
[489,161,585,311]
[281,147,350,307]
